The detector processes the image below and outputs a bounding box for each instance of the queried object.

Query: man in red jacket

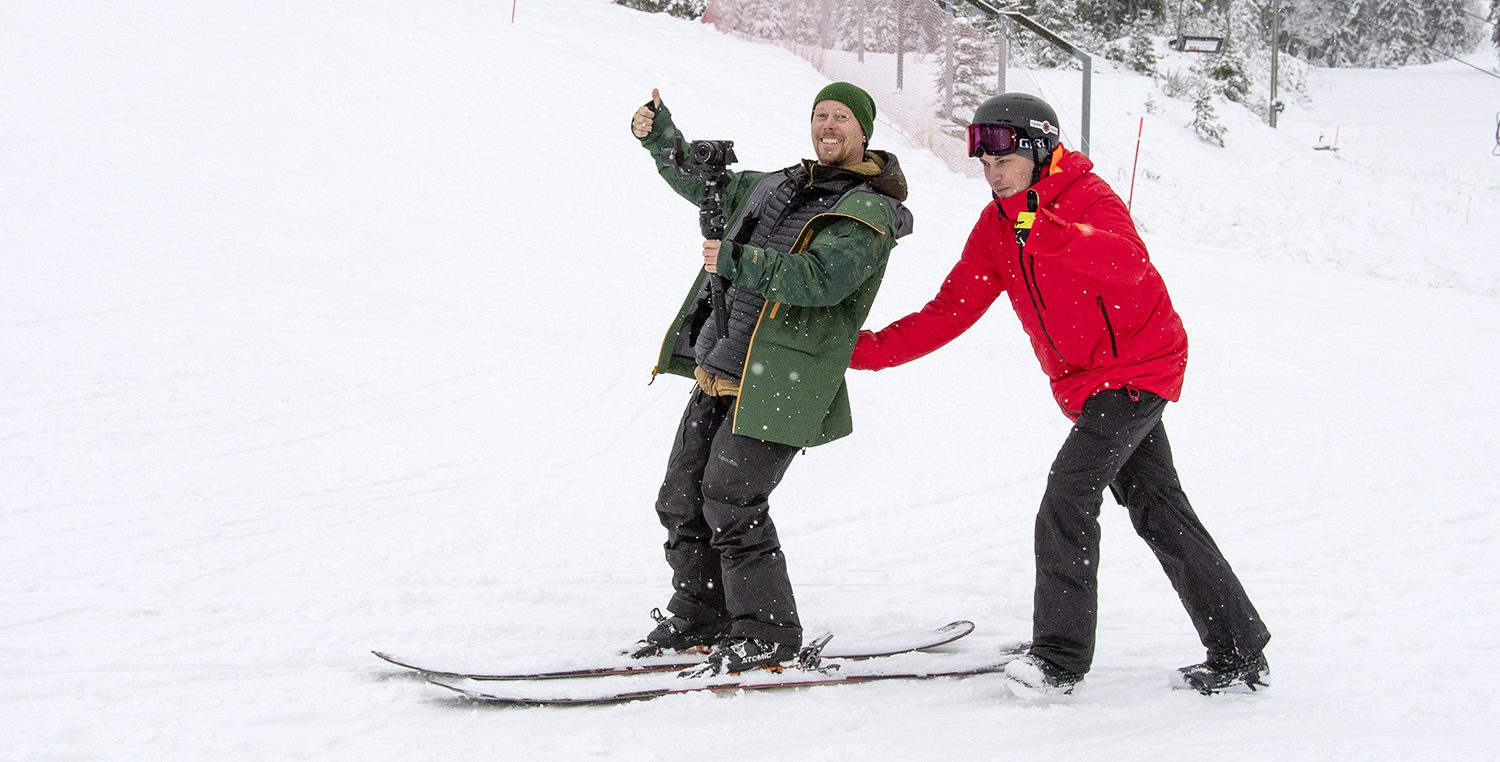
[852,93,1270,697]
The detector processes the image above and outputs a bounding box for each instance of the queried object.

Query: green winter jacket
[640,102,913,448]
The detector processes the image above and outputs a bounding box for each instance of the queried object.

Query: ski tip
[371,650,402,666]
[937,620,976,637]
[372,651,437,674]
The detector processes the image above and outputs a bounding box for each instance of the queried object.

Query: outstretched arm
[851,220,1005,370]
[632,88,758,220]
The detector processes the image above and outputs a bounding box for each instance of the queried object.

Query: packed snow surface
[3,1,1498,758]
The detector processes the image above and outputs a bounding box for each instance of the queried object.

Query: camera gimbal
[660,138,738,341]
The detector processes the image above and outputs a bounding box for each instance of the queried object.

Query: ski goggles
[966,123,1049,158]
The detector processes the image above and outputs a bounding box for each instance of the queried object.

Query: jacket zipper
[1017,249,1066,363]
[731,300,772,435]
[1097,295,1119,358]
[1028,254,1046,309]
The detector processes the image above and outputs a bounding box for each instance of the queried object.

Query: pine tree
[1190,90,1227,146]
[1013,0,1082,67]
[934,12,999,122]
[908,0,943,54]
[1375,0,1425,63]
[787,1,822,46]
[1287,0,1481,66]
[1075,0,1124,41]
[1315,0,1366,66]
[864,0,902,54]
[828,0,867,52]
[1126,17,1158,75]
[1202,42,1250,102]
[1418,0,1482,64]
[741,0,786,40]
[1493,0,1500,53]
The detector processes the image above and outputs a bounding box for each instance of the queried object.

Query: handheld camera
[660,139,738,340]
[661,139,738,240]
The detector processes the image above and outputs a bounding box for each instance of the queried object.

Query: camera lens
[690,141,719,165]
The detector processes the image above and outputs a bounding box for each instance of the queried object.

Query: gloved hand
[631,88,662,139]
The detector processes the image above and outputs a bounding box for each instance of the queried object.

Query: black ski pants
[1031,389,1271,675]
[654,388,802,646]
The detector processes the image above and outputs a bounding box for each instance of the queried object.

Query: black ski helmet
[972,93,1061,181]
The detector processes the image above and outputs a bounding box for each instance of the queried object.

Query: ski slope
[2,0,1498,758]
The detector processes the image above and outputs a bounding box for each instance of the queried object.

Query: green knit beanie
[813,81,876,143]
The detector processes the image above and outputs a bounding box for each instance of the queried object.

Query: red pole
[1127,117,1143,211]
[511,0,517,23]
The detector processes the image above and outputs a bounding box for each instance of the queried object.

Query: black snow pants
[654,388,803,646]
[1031,388,1271,675]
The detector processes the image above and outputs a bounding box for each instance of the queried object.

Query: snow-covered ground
[3,1,1498,758]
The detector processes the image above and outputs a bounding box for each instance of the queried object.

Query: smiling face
[811,99,865,168]
[980,152,1036,199]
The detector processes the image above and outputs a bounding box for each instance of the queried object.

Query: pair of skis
[374,620,1020,705]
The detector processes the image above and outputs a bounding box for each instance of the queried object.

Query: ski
[374,619,974,681]
[425,648,1022,706]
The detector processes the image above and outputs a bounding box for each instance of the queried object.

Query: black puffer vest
[693,162,868,382]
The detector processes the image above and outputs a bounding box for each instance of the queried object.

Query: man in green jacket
[628,83,912,675]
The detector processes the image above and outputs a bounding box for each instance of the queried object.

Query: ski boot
[628,608,728,659]
[1003,652,1083,697]
[679,635,800,678]
[1172,651,1271,695]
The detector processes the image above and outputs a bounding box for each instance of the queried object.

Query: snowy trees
[705,0,1484,69]
[613,0,706,19]
[1126,17,1159,75]
[697,0,1487,153]
[1201,43,1251,103]
[1493,0,1500,54]
[933,12,999,122]
[1284,0,1482,66]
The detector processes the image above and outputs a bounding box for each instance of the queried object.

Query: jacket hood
[1046,145,1093,178]
[799,150,909,202]
[863,150,909,202]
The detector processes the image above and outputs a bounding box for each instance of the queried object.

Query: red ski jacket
[851,149,1187,420]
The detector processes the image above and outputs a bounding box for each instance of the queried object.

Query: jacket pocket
[1097,296,1119,358]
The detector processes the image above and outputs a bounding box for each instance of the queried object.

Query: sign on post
[1170,35,1224,53]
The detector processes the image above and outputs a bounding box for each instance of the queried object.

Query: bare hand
[702,239,720,274]
[631,88,662,138]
